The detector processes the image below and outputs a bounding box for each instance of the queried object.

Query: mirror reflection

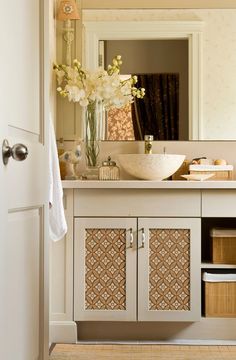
[107,73,182,141]
[104,40,188,141]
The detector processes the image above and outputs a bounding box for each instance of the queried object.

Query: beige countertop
[62,180,236,189]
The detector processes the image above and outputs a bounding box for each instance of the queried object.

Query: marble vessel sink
[118,154,186,180]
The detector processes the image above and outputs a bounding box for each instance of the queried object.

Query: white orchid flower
[54,55,145,109]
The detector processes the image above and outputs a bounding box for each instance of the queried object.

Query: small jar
[99,156,120,180]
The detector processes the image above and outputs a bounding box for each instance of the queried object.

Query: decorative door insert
[138,218,201,321]
[74,218,137,321]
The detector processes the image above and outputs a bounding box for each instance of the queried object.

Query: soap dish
[181,173,214,181]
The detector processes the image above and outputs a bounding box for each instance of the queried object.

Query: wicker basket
[211,228,236,264]
[203,273,236,317]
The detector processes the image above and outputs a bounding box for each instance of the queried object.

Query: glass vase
[83,100,104,179]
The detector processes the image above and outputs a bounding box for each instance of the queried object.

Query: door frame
[41,0,50,356]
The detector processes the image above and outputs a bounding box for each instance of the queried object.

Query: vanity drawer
[202,190,236,217]
[74,189,201,217]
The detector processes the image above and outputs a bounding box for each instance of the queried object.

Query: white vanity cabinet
[50,182,236,343]
[73,188,201,322]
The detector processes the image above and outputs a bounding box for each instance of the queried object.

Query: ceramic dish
[181,173,214,181]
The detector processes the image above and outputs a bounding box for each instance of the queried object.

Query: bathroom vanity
[52,2,236,345]
[50,180,236,343]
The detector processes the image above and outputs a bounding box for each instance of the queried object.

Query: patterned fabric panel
[149,229,190,311]
[85,229,126,310]
[107,104,135,140]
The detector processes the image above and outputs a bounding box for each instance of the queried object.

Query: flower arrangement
[53,56,145,173]
[53,55,145,108]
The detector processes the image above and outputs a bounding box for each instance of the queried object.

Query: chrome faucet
[144,135,153,154]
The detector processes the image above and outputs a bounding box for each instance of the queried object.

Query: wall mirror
[82,9,236,141]
[84,20,202,141]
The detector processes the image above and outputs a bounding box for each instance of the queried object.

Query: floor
[50,344,236,360]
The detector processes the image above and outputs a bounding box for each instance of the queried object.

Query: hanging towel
[49,116,67,241]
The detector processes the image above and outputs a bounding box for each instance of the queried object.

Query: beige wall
[83,0,236,9]
[105,40,188,75]
[62,139,236,180]
[56,0,83,139]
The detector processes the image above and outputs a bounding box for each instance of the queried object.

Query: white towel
[49,117,67,241]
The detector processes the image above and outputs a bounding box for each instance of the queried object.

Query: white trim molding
[50,321,77,343]
[83,20,204,140]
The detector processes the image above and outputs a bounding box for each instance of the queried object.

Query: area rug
[50,344,236,360]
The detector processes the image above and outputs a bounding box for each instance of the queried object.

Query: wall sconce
[57,0,80,66]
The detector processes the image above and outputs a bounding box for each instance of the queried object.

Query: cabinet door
[74,217,137,321]
[138,218,201,322]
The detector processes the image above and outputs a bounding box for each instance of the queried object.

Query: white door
[0,1,49,359]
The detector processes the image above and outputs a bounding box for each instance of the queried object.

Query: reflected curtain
[132,74,179,140]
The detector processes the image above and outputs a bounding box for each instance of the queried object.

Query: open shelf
[201,217,236,264]
[201,218,236,319]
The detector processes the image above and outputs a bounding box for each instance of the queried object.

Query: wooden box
[203,273,236,317]
[189,165,233,180]
[211,228,236,264]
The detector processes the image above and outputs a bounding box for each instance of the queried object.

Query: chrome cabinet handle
[141,228,145,248]
[129,228,134,248]
[2,139,28,165]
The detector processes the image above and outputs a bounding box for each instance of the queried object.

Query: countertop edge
[62,180,236,189]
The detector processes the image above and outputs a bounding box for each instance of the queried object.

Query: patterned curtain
[132,74,179,140]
